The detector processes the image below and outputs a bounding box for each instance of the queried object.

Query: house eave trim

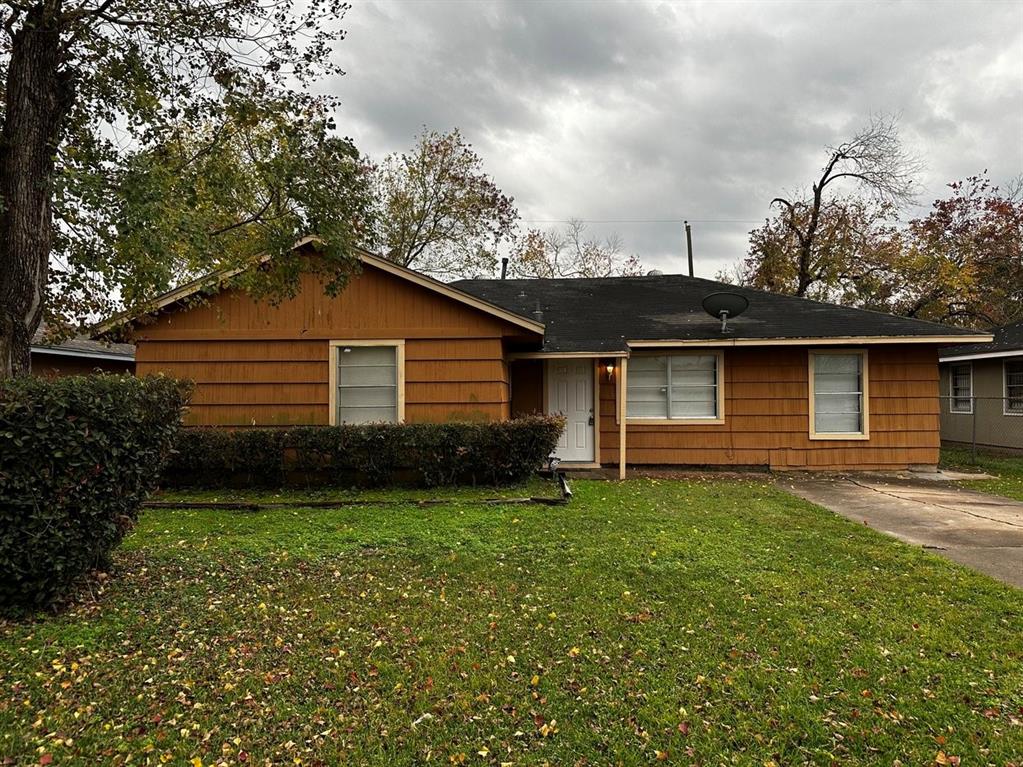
[508,351,629,360]
[30,346,135,362]
[939,349,1023,363]
[627,334,993,348]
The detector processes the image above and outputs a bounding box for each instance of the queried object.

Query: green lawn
[2,479,1022,765]
[942,446,1023,501]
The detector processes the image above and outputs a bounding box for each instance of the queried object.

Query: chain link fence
[940,395,1023,461]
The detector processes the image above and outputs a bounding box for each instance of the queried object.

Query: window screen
[1007,360,1023,414]
[949,363,972,413]
[813,353,864,434]
[336,345,398,424]
[627,354,719,419]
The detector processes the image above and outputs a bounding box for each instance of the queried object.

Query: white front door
[546,359,595,463]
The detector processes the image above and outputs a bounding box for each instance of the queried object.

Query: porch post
[618,357,628,479]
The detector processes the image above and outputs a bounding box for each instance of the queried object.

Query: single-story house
[31,324,135,377]
[99,243,990,475]
[938,320,1023,452]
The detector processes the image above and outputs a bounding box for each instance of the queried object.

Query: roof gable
[119,257,543,343]
[95,244,543,337]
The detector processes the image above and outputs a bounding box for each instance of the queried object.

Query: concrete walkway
[782,473,1023,588]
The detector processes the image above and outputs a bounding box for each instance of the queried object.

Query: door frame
[543,358,601,467]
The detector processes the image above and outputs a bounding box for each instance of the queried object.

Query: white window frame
[948,362,973,414]
[1005,358,1023,416]
[328,340,405,426]
[624,350,725,425]
[808,349,870,440]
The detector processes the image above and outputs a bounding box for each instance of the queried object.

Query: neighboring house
[31,325,135,377]
[938,321,1023,452]
[98,243,989,474]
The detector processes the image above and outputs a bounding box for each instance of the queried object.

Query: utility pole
[684,220,694,277]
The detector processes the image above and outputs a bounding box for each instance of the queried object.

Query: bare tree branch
[765,113,920,296]
[510,219,643,279]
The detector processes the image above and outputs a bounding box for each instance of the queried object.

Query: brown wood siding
[134,264,528,426]
[599,346,940,470]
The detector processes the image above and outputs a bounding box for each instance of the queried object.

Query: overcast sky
[329,0,1023,279]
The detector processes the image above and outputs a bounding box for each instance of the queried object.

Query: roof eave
[627,334,994,348]
[31,346,136,362]
[939,348,1023,362]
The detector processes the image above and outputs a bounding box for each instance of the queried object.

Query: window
[329,341,404,425]
[1006,360,1023,415]
[949,363,973,413]
[809,350,868,438]
[626,353,723,422]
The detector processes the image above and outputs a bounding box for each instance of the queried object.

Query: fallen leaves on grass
[2,480,1022,764]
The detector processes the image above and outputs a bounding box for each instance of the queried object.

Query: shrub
[169,428,287,487]
[0,375,191,611]
[161,415,566,489]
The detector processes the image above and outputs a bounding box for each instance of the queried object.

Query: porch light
[606,362,615,380]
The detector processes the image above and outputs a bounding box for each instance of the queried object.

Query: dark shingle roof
[453,274,984,353]
[31,325,135,360]
[940,320,1023,359]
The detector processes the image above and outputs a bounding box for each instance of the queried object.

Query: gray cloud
[331,0,1023,277]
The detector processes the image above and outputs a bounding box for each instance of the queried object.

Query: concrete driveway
[782,473,1023,588]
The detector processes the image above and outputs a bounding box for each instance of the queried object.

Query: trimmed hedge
[162,415,566,488]
[0,375,191,611]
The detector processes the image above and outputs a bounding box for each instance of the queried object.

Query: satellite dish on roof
[702,292,749,334]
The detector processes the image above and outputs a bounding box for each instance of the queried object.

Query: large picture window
[626,353,723,422]
[1006,360,1023,415]
[329,341,405,425]
[809,350,868,439]
[949,363,973,413]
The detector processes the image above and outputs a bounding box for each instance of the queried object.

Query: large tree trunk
[795,184,825,297]
[0,1,73,376]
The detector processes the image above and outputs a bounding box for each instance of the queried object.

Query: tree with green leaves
[0,0,370,375]
[371,128,518,279]
[62,107,374,326]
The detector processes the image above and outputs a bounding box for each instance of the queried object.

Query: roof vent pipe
[532,300,543,322]
[501,257,508,280]
[685,220,694,277]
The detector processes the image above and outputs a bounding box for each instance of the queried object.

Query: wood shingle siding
[134,264,530,427]
[596,346,939,470]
